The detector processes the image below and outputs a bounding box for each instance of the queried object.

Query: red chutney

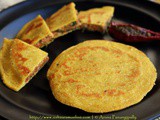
[108,22,160,42]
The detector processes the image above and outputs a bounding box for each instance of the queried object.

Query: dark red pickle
[108,22,160,42]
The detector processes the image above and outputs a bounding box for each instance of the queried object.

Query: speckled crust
[47,40,157,113]
[78,6,114,33]
[0,38,49,91]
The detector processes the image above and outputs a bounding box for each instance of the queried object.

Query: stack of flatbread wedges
[16,2,115,48]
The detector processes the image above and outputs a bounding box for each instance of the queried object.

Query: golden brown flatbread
[78,6,114,32]
[46,2,80,39]
[47,40,157,113]
[16,15,53,48]
[0,38,49,91]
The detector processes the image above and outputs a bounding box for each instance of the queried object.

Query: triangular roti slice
[16,15,53,48]
[78,6,114,33]
[46,2,80,39]
[0,38,49,91]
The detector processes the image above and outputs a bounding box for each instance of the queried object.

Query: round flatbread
[47,40,157,113]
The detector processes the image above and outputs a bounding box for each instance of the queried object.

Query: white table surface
[0,0,25,11]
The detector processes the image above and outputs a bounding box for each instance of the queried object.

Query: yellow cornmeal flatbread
[16,15,53,48]
[0,38,49,91]
[47,40,157,113]
[78,6,114,32]
[46,2,79,39]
